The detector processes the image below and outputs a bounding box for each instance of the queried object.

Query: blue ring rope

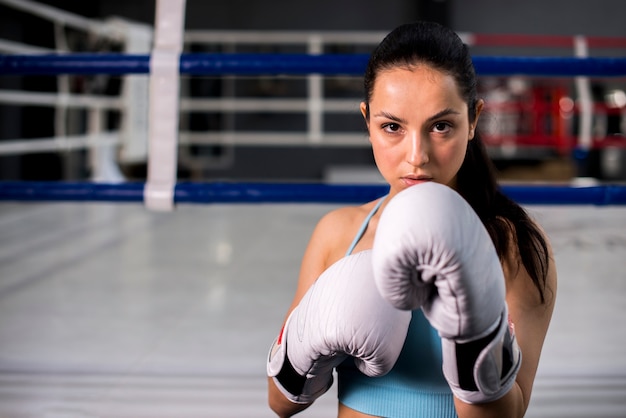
[1,54,626,77]
[1,53,625,206]
[0,181,625,206]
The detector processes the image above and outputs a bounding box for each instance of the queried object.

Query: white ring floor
[0,202,625,417]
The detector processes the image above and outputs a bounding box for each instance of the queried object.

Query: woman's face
[362,65,482,197]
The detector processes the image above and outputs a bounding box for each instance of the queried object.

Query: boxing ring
[1,1,626,417]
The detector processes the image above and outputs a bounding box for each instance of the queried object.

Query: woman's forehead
[370,67,463,104]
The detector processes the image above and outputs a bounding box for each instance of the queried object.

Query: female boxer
[267,21,557,418]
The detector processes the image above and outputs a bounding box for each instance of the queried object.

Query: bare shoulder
[290,201,380,309]
[311,203,375,264]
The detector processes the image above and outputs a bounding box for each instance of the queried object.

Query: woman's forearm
[267,377,312,417]
[455,382,526,418]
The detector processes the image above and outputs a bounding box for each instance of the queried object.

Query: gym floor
[0,197,625,417]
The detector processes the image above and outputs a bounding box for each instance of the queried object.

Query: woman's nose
[407,133,429,167]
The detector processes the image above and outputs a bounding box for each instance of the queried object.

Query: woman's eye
[433,122,451,133]
[383,123,400,133]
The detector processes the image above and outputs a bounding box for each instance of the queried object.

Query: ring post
[144,0,186,211]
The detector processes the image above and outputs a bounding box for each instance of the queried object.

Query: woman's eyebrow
[373,108,462,124]
[426,108,461,122]
[372,111,407,124]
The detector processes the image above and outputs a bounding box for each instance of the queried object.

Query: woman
[267,21,557,418]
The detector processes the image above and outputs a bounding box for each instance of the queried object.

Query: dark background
[1,0,624,181]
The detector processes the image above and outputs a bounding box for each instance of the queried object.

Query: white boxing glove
[372,183,521,404]
[267,250,411,404]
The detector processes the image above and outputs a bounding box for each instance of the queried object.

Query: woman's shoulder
[317,199,383,234]
[293,200,382,296]
[308,199,384,263]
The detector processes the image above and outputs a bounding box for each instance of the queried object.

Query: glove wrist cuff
[442,309,522,404]
[267,332,333,404]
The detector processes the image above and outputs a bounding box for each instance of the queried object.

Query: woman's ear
[469,99,484,140]
[360,102,369,128]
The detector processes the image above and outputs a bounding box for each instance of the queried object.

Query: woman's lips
[401,176,433,187]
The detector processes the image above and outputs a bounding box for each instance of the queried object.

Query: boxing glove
[267,250,411,404]
[372,183,521,404]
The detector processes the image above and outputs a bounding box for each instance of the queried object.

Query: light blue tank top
[337,196,457,418]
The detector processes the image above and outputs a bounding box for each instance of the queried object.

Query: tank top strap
[345,195,387,257]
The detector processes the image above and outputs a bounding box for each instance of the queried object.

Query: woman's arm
[267,208,356,417]
[455,227,558,418]
[267,377,313,418]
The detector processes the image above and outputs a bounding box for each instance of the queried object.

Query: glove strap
[267,324,334,404]
[442,309,522,404]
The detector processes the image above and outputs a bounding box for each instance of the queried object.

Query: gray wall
[97,0,420,30]
[95,0,626,36]
[452,0,626,37]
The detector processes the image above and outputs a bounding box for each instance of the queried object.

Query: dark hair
[364,21,550,303]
